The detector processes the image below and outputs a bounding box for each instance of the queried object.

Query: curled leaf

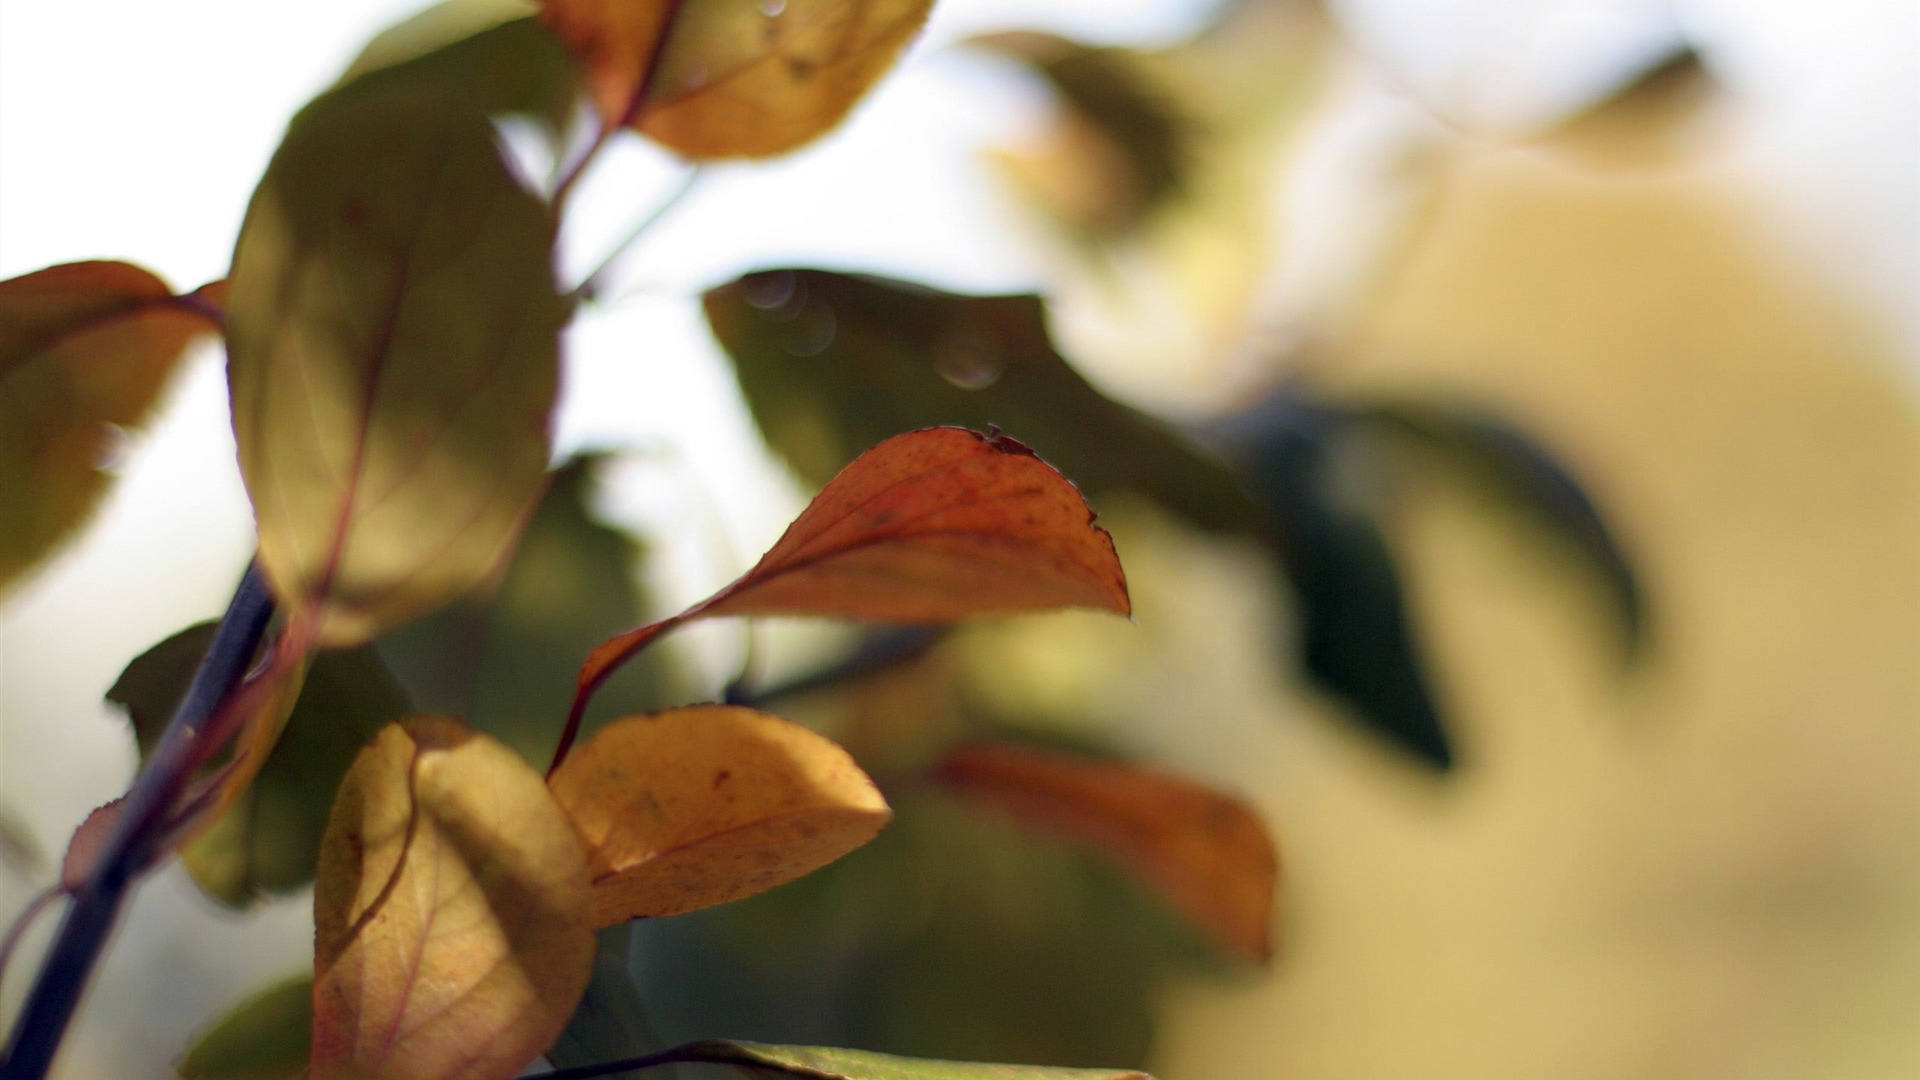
[228,72,568,648]
[565,427,1130,757]
[542,0,934,158]
[0,261,222,594]
[932,742,1278,963]
[311,717,593,1080]
[548,704,890,923]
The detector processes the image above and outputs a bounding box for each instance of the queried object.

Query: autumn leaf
[177,975,312,1080]
[59,798,125,892]
[932,742,1277,963]
[560,427,1130,765]
[548,704,890,923]
[311,717,593,1080]
[110,622,414,906]
[541,0,933,158]
[0,261,222,595]
[228,74,569,648]
[553,1039,1152,1079]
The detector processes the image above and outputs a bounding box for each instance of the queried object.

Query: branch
[0,563,276,1080]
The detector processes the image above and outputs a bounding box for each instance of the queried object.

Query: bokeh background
[2,0,1917,1077]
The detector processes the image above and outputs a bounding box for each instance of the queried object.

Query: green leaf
[336,5,581,134]
[108,622,412,905]
[228,71,569,648]
[549,924,678,1078]
[644,1039,1150,1079]
[703,269,1257,535]
[176,975,311,1080]
[377,455,675,767]
[0,261,220,595]
[1353,401,1645,651]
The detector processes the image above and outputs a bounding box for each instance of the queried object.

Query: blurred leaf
[932,742,1277,962]
[378,455,673,767]
[229,74,568,648]
[543,0,933,158]
[572,427,1131,727]
[337,5,580,133]
[1214,398,1453,767]
[550,705,891,924]
[703,271,1257,534]
[549,924,678,1078]
[0,261,220,595]
[1543,46,1715,166]
[109,621,412,905]
[1354,401,1645,651]
[636,1039,1151,1078]
[969,32,1192,232]
[311,717,593,1080]
[625,789,1213,1069]
[0,803,41,875]
[176,975,311,1080]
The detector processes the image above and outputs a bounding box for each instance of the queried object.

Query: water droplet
[743,270,798,312]
[758,0,788,15]
[785,306,836,357]
[682,64,708,91]
[933,328,1005,389]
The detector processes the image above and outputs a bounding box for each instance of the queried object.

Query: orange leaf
[933,742,1278,963]
[542,0,934,158]
[0,261,222,594]
[59,798,125,892]
[558,427,1129,769]
[548,704,891,923]
[311,717,593,1080]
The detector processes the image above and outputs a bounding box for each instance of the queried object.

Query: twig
[0,564,276,1080]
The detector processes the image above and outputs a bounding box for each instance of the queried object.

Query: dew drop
[743,270,799,312]
[933,328,1005,390]
[785,306,837,357]
[758,0,788,15]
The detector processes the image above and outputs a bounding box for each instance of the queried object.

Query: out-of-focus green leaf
[228,74,568,648]
[969,32,1193,233]
[336,5,580,134]
[175,975,311,1080]
[704,269,1257,535]
[636,1039,1151,1078]
[628,790,1215,1071]
[0,803,42,876]
[1354,401,1645,651]
[1212,397,1453,767]
[0,261,220,596]
[108,622,412,905]
[377,455,674,767]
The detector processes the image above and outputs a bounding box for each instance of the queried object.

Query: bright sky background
[0,0,1913,1075]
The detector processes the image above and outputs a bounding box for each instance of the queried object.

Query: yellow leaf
[542,0,934,158]
[548,704,891,923]
[311,717,593,1080]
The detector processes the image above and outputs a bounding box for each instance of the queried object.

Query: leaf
[109,621,414,905]
[636,1039,1151,1079]
[337,5,581,134]
[1542,46,1715,167]
[541,0,934,158]
[60,798,124,892]
[548,924,676,1076]
[968,32,1193,233]
[228,74,569,649]
[1353,401,1645,651]
[703,270,1257,534]
[932,743,1276,963]
[568,428,1131,737]
[377,455,673,768]
[548,704,891,923]
[0,803,42,876]
[177,975,312,1080]
[0,261,221,594]
[1212,398,1453,767]
[311,717,593,1080]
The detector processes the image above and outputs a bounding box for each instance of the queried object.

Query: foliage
[0,1,1653,1078]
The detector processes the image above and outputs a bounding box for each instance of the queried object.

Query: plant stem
[0,563,275,1080]
[570,167,703,304]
